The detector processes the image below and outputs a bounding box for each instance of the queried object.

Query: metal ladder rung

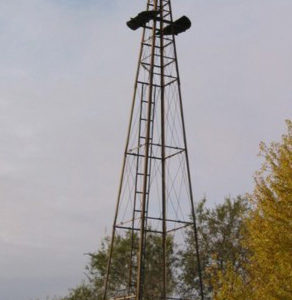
[141,61,175,69]
[137,81,162,88]
[141,100,155,104]
[135,191,149,195]
[127,152,162,160]
[142,43,162,49]
[141,62,161,68]
[153,72,177,79]
[141,62,161,71]
[140,118,153,122]
[154,54,175,60]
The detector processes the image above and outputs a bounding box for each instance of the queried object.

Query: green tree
[62,284,94,300]
[61,197,250,300]
[178,196,250,299]
[61,231,176,300]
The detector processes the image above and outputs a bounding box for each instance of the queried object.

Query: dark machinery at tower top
[127,10,191,35]
[127,10,160,30]
[159,16,191,35]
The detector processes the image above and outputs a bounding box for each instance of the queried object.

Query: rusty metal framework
[103,1,204,300]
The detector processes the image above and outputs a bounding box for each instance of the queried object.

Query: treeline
[59,120,291,300]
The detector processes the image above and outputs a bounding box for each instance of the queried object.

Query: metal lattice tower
[103,1,204,300]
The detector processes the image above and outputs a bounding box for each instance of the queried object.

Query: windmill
[103,1,204,299]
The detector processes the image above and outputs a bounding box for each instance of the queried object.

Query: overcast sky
[0,0,291,299]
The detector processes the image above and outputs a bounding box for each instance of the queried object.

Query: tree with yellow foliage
[213,120,292,300]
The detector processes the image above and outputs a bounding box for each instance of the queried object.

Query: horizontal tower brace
[126,152,162,160]
[115,226,163,234]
